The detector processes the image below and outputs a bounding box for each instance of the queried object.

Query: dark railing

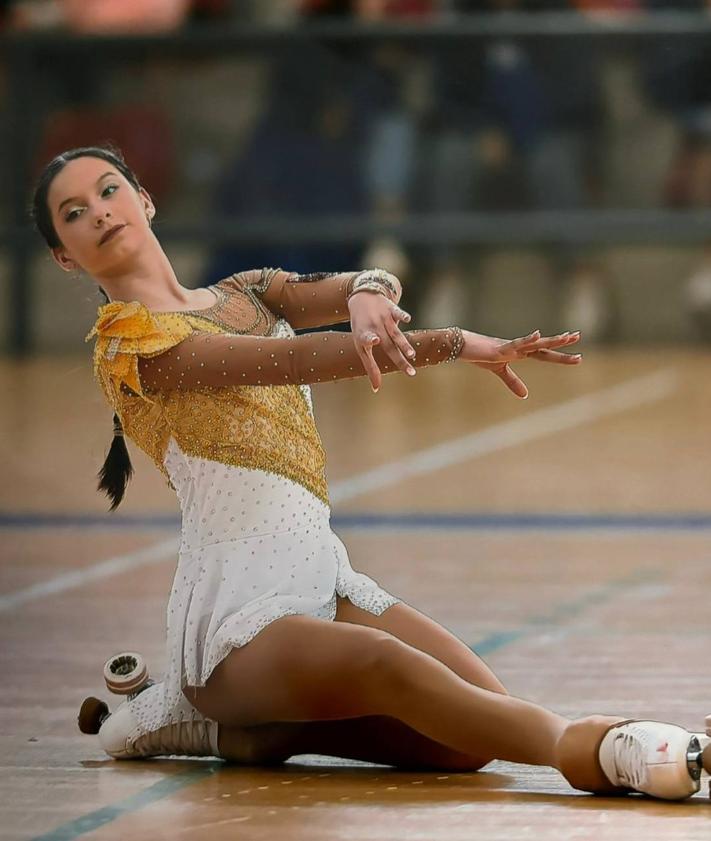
[4,12,711,355]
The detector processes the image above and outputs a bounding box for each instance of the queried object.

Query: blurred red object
[34,104,176,201]
[61,0,192,33]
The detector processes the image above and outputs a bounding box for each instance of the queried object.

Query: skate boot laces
[135,708,217,757]
[611,725,648,789]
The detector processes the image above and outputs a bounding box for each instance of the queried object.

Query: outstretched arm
[136,326,580,396]
[137,326,463,392]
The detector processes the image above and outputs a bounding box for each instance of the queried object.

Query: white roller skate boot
[95,695,220,759]
[78,651,220,760]
[598,720,710,800]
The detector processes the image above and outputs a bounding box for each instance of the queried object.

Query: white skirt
[128,437,399,732]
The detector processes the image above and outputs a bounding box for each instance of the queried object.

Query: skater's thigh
[335,597,506,694]
[186,613,415,728]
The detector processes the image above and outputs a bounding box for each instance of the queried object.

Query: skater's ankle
[556,715,629,794]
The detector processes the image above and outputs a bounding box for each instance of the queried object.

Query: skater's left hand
[468,330,582,399]
[348,291,415,392]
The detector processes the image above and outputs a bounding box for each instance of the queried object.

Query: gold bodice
[85,275,329,505]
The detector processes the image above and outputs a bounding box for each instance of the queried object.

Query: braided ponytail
[96,286,134,511]
[98,412,134,511]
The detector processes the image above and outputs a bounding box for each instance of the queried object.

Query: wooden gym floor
[2,348,711,840]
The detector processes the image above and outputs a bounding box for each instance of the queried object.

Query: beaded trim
[346,280,391,301]
[446,327,465,363]
[178,282,268,336]
[347,268,398,303]
[164,284,223,317]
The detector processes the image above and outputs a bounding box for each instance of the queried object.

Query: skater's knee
[360,633,423,697]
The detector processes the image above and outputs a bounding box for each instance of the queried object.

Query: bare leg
[217,716,486,770]
[334,597,506,694]
[186,615,620,792]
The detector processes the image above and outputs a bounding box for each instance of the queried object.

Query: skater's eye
[65,185,118,222]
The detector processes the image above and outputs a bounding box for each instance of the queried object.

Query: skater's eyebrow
[57,172,117,213]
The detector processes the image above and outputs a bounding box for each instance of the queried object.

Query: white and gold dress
[86,268,464,731]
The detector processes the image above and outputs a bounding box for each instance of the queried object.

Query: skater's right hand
[348,291,415,392]
[460,329,582,399]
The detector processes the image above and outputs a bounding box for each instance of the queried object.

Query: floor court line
[329,366,678,504]
[1,366,678,617]
[4,511,711,532]
[336,512,711,531]
[29,766,221,841]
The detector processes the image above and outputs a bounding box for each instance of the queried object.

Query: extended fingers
[389,303,412,326]
[527,331,581,352]
[496,364,528,399]
[356,332,382,392]
[507,330,541,351]
[387,303,417,370]
[385,320,417,374]
[502,331,580,359]
[529,348,582,364]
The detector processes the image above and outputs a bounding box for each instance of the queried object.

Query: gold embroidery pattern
[85,280,329,505]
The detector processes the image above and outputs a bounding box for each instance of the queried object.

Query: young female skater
[32,145,710,801]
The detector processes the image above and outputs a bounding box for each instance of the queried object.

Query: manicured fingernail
[407,350,416,358]
[407,368,416,376]
[372,385,379,393]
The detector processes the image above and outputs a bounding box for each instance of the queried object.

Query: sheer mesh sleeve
[229,268,400,330]
[137,327,464,392]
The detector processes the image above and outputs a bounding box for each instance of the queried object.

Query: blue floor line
[472,568,653,656]
[4,511,711,531]
[30,765,221,841]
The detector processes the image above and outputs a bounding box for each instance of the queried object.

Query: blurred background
[4,0,711,354]
[6,8,711,837]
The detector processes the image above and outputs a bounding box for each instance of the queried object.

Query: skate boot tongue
[598,721,700,800]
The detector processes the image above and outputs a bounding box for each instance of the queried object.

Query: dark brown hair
[31,144,138,511]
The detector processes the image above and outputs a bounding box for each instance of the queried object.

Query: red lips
[99,224,126,245]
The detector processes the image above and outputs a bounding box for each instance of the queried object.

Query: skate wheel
[703,742,711,776]
[78,697,109,734]
[103,652,149,695]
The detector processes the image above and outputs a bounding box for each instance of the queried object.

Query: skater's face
[47,156,155,278]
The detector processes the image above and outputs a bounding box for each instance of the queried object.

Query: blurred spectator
[8,0,192,32]
[683,242,711,341]
[421,0,605,327]
[426,0,601,214]
[639,0,711,207]
[299,0,433,218]
[202,47,367,284]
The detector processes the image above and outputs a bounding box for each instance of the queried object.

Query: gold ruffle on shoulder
[85,301,194,401]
